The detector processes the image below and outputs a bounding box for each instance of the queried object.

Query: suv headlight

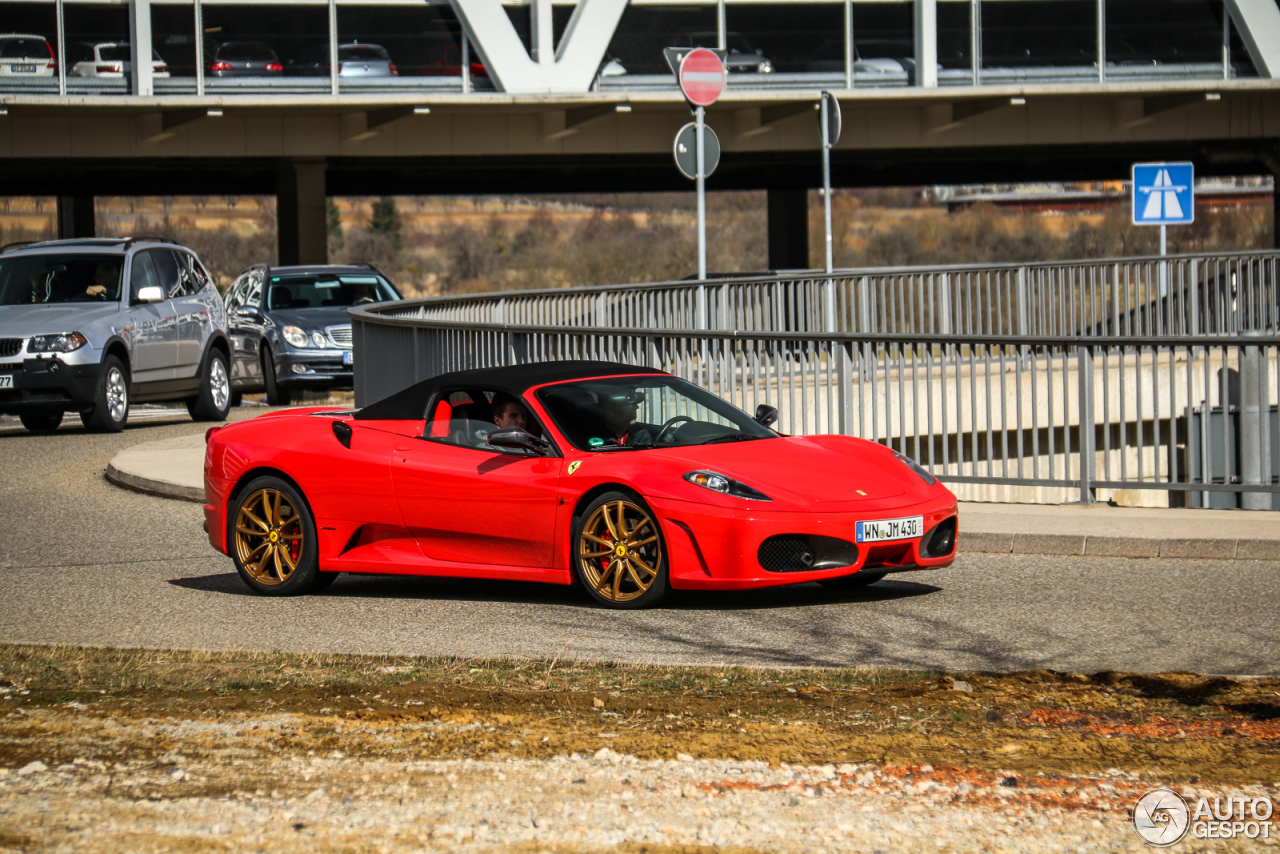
[311,331,327,348]
[892,450,937,485]
[28,332,87,353]
[283,326,309,348]
[684,470,772,501]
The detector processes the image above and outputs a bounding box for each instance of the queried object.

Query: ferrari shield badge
[568,461,582,475]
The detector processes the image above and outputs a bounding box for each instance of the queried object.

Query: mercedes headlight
[311,331,327,348]
[283,326,309,348]
[892,450,937,485]
[684,470,772,501]
[28,332,87,353]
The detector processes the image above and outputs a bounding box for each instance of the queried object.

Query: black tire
[571,490,668,609]
[80,355,129,433]
[187,349,232,422]
[819,571,887,591]
[229,389,243,408]
[19,409,63,433]
[229,475,320,596]
[262,347,292,406]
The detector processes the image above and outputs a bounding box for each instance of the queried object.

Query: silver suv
[0,237,232,433]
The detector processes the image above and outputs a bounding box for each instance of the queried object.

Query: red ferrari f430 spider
[204,361,957,608]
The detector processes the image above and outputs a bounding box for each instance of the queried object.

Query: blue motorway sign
[1132,162,1195,225]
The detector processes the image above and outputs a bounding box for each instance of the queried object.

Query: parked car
[287,42,398,77]
[209,42,282,77]
[203,360,958,604]
[675,32,773,73]
[416,42,488,78]
[222,264,402,406]
[70,42,169,79]
[0,34,56,78]
[0,237,232,433]
[804,39,910,75]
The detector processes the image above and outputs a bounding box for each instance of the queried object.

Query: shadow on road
[168,570,940,611]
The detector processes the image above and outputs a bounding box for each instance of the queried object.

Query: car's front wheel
[572,491,668,609]
[19,409,63,433]
[262,347,292,406]
[187,349,231,422]
[230,476,324,596]
[80,355,129,433]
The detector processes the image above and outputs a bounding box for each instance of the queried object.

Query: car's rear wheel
[80,355,129,433]
[187,349,231,422]
[19,409,63,433]
[819,571,887,591]
[263,348,292,406]
[230,476,323,596]
[573,491,668,609]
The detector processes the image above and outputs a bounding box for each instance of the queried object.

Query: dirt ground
[1,646,1276,785]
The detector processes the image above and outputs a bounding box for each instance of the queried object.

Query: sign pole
[1159,222,1167,296]
[822,96,833,275]
[696,105,707,282]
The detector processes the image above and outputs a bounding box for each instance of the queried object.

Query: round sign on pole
[678,47,726,107]
[673,122,720,180]
[819,90,842,147]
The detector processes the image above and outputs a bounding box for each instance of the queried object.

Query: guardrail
[352,250,1279,507]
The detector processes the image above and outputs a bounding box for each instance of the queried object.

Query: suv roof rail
[0,241,39,253]
[123,236,182,248]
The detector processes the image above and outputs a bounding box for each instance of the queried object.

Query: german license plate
[0,374,13,389]
[856,515,923,543]
[10,64,36,73]
[342,351,352,367]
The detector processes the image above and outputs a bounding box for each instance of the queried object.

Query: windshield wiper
[698,434,770,445]
[592,442,660,451]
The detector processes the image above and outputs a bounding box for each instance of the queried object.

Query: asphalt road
[1,407,1278,675]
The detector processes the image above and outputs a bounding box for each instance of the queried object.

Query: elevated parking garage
[2,0,1280,265]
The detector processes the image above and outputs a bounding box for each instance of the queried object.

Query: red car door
[391,438,563,568]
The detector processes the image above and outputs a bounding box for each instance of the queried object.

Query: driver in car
[594,389,659,446]
[491,393,530,432]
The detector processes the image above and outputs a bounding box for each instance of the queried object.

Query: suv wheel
[81,355,129,433]
[187,349,231,422]
[263,348,292,406]
[19,409,63,433]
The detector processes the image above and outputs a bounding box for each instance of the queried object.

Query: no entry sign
[678,48,726,107]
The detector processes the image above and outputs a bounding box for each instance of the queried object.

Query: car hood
[268,307,355,331]
[616,434,936,511]
[0,303,122,338]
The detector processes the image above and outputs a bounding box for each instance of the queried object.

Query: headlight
[892,450,937,485]
[28,332,87,353]
[283,326,309,348]
[684,470,772,501]
[758,61,773,73]
[311,331,327,348]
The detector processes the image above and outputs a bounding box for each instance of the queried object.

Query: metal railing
[352,249,1279,507]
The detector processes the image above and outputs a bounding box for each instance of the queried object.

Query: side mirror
[136,286,165,304]
[234,305,260,318]
[754,404,778,428]
[487,427,551,455]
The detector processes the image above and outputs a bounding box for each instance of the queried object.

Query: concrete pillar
[56,195,94,239]
[276,158,328,266]
[767,188,809,271]
[914,0,938,87]
[129,0,154,96]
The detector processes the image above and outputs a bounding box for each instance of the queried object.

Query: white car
[70,42,169,78]
[0,34,56,77]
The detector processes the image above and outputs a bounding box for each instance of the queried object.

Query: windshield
[340,45,390,61]
[0,254,123,305]
[216,42,276,61]
[265,274,399,310]
[536,375,776,451]
[0,38,51,59]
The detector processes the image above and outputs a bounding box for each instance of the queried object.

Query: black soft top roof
[354,360,666,421]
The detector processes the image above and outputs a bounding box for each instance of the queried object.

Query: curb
[105,460,204,504]
[963,531,1280,561]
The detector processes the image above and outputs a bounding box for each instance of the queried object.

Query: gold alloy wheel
[578,499,662,603]
[234,488,304,586]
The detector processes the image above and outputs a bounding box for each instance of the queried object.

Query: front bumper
[0,357,100,414]
[651,492,958,590]
[274,349,353,390]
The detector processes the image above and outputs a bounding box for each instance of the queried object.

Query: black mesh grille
[922,517,957,558]
[0,339,21,358]
[757,535,816,572]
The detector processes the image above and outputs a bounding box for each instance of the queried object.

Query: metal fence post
[1076,344,1095,504]
[55,0,66,96]
[1241,332,1273,510]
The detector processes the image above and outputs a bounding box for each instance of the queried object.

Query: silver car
[0,237,232,433]
[286,42,398,78]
